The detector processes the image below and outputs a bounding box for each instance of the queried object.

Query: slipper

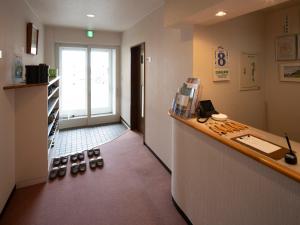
[93,148,101,157]
[49,167,59,180]
[89,158,97,169]
[70,153,78,163]
[95,156,104,168]
[79,161,86,172]
[60,156,68,165]
[58,165,67,177]
[71,163,79,175]
[87,149,94,158]
[52,158,60,167]
[78,152,85,161]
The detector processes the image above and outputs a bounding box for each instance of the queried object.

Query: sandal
[58,165,67,177]
[87,149,94,158]
[71,163,79,175]
[89,158,97,169]
[96,156,104,168]
[79,161,86,172]
[49,167,59,180]
[70,153,78,163]
[52,158,60,167]
[78,152,85,161]
[60,156,68,165]
[93,148,100,157]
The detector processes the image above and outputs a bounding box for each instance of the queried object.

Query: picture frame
[240,53,260,91]
[26,23,39,55]
[279,62,300,82]
[275,34,297,61]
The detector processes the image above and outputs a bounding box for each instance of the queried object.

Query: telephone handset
[196,100,218,123]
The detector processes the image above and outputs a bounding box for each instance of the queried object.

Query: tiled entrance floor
[50,123,127,158]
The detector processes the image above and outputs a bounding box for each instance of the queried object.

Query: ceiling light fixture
[215,11,227,17]
[86,14,95,18]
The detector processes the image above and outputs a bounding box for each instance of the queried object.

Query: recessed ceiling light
[215,11,227,17]
[86,14,95,18]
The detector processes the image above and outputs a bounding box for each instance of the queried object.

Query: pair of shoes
[87,148,100,158]
[89,156,104,169]
[49,165,67,180]
[70,152,85,163]
[52,156,68,167]
[71,161,87,175]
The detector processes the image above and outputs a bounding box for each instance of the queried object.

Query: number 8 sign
[215,46,228,68]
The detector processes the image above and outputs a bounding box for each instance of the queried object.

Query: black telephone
[196,100,218,123]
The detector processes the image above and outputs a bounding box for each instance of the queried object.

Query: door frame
[55,43,120,129]
[130,42,146,137]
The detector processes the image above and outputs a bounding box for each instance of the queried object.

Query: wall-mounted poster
[279,63,300,82]
[276,34,297,61]
[213,46,230,81]
[240,53,260,91]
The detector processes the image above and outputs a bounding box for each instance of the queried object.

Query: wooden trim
[169,111,300,183]
[3,82,47,90]
[172,197,193,225]
[120,116,130,129]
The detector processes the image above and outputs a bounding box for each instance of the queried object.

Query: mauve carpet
[0,131,187,225]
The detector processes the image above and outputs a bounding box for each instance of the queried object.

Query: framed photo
[279,62,300,82]
[26,23,39,55]
[276,34,297,61]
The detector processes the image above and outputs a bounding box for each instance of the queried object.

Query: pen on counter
[284,133,297,165]
[285,133,293,153]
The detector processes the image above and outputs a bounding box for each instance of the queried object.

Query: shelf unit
[48,77,60,155]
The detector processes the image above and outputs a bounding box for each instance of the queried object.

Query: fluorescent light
[86,14,95,18]
[216,11,227,17]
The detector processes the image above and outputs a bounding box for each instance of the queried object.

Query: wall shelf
[3,82,48,90]
[48,86,59,100]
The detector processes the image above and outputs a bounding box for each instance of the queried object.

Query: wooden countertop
[3,82,48,90]
[169,112,300,183]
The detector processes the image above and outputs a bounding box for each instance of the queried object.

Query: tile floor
[49,123,128,158]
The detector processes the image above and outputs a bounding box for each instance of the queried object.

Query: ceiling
[25,0,164,31]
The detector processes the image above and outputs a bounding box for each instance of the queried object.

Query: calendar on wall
[213,46,230,81]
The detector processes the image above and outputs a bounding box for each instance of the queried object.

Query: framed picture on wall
[26,23,39,55]
[276,34,297,61]
[240,53,260,91]
[279,62,300,82]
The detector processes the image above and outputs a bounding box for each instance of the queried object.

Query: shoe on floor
[70,153,78,163]
[49,167,59,180]
[71,163,79,175]
[93,148,101,157]
[79,161,86,172]
[78,152,85,161]
[52,158,60,167]
[58,165,67,177]
[89,158,97,169]
[87,149,94,158]
[96,156,104,168]
[60,156,68,165]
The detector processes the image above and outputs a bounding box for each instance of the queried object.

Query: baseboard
[172,196,193,225]
[120,116,130,129]
[0,185,16,219]
[16,176,47,189]
[143,142,171,174]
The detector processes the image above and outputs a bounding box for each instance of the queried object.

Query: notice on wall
[213,46,230,81]
[240,53,260,91]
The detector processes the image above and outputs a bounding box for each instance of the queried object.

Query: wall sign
[213,46,230,81]
[240,53,260,91]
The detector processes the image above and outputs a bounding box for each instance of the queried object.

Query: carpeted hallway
[0,131,187,225]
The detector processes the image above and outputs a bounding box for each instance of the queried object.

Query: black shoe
[71,163,79,175]
[58,165,67,177]
[52,158,60,167]
[87,149,94,158]
[70,153,78,163]
[78,152,85,161]
[79,161,86,172]
[96,156,104,168]
[49,167,59,180]
[60,156,68,165]
[89,158,97,169]
[93,148,100,157]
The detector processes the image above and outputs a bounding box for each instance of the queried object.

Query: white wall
[193,12,267,129]
[265,5,300,142]
[121,6,193,168]
[0,0,44,213]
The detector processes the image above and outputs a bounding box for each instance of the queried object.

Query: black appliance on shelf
[25,64,49,84]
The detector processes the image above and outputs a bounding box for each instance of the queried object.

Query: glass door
[58,45,116,129]
[59,46,88,120]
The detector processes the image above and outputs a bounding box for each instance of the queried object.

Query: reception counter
[170,113,300,225]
